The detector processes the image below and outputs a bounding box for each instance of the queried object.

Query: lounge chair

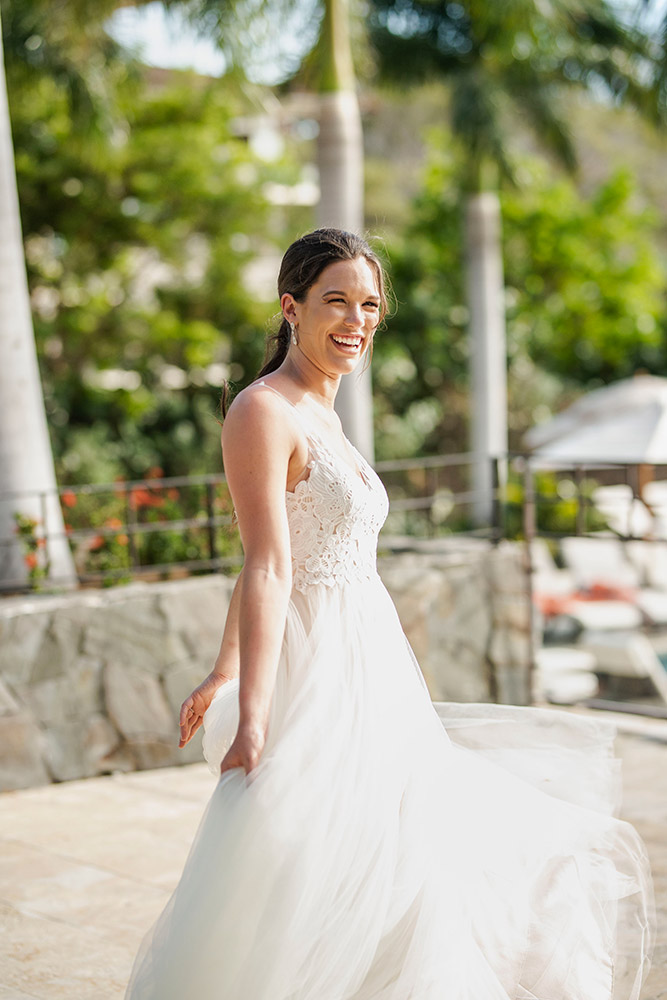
[560,536,667,627]
[535,646,599,705]
[592,485,653,538]
[579,631,667,704]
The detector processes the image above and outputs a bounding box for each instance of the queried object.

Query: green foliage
[503,470,609,540]
[374,138,667,459]
[5,0,667,498]
[1,0,134,131]
[13,512,50,584]
[502,164,666,385]
[58,479,243,584]
[6,39,304,484]
[365,0,666,460]
[372,135,465,460]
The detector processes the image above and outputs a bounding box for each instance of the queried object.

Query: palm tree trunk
[316,0,374,461]
[464,190,508,526]
[317,90,363,232]
[0,29,76,589]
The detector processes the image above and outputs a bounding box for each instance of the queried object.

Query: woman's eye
[325,297,378,308]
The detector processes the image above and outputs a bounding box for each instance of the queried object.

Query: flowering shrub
[14,513,49,585]
[57,476,242,586]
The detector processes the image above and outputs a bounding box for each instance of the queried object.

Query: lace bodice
[257,383,389,593]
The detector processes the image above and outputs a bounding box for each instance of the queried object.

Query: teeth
[332,336,361,346]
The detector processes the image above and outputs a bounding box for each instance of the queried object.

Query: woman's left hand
[179,671,233,748]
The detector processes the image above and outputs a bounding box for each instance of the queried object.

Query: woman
[126,229,653,1000]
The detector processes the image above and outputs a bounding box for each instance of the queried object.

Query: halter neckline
[255,380,373,489]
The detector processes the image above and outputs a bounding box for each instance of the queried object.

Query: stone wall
[0,540,531,791]
[381,540,532,705]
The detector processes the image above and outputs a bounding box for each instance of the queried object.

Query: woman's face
[282,257,381,378]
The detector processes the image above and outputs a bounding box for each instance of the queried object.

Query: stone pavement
[0,708,666,1000]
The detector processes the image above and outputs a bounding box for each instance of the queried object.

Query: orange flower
[129,487,152,509]
[24,552,38,569]
[147,466,164,479]
[89,534,105,551]
[106,517,123,529]
[116,534,129,546]
[61,490,77,508]
[167,488,179,501]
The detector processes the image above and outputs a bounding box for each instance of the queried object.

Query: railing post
[427,466,437,537]
[491,456,501,544]
[125,487,139,569]
[522,461,536,706]
[574,466,585,535]
[40,490,49,587]
[206,481,218,563]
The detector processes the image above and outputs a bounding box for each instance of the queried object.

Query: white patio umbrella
[525,375,667,465]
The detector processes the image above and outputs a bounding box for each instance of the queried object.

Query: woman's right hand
[219,720,267,777]
[179,671,234,748]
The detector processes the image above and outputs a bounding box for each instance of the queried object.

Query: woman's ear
[280,292,297,324]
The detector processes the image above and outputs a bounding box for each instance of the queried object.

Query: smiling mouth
[331,334,363,350]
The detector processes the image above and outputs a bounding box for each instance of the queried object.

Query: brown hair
[221,228,388,416]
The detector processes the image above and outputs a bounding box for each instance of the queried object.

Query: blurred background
[2,0,667,723]
[3,0,666,518]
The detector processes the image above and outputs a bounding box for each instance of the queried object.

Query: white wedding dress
[125,383,654,1000]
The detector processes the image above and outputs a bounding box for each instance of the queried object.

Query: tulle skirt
[125,577,654,1000]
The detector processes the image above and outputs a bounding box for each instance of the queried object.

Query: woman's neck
[277,353,340,411]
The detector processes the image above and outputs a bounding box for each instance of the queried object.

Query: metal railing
[1,453,507,592]
[4,454,666,593]
[1,473,240,591]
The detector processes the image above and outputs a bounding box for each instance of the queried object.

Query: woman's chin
[331,350,367,377]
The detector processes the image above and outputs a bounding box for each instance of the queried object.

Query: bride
[125,228,654,1000]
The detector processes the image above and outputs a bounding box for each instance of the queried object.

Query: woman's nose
[344,304,363,327]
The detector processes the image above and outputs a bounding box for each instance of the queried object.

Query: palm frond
[368,0,472,85]
[1,0,139,134]
[502,64,577,171]
[450,69,515,186]
[161,0,320,83]
[367,0,665,177]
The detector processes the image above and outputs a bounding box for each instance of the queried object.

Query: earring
[290,322,298,346]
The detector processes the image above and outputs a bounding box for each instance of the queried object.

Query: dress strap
[255,380,298,410]
[254,380,315,436]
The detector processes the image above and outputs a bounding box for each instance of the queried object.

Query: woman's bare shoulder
[222,381,297,450]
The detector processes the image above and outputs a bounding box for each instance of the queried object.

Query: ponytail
[256,318,291,380]
[219,319,290,418]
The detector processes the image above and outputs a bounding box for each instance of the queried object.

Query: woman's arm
[178,568,243,749]
[217,388,296,774]
[212,567,243,681]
